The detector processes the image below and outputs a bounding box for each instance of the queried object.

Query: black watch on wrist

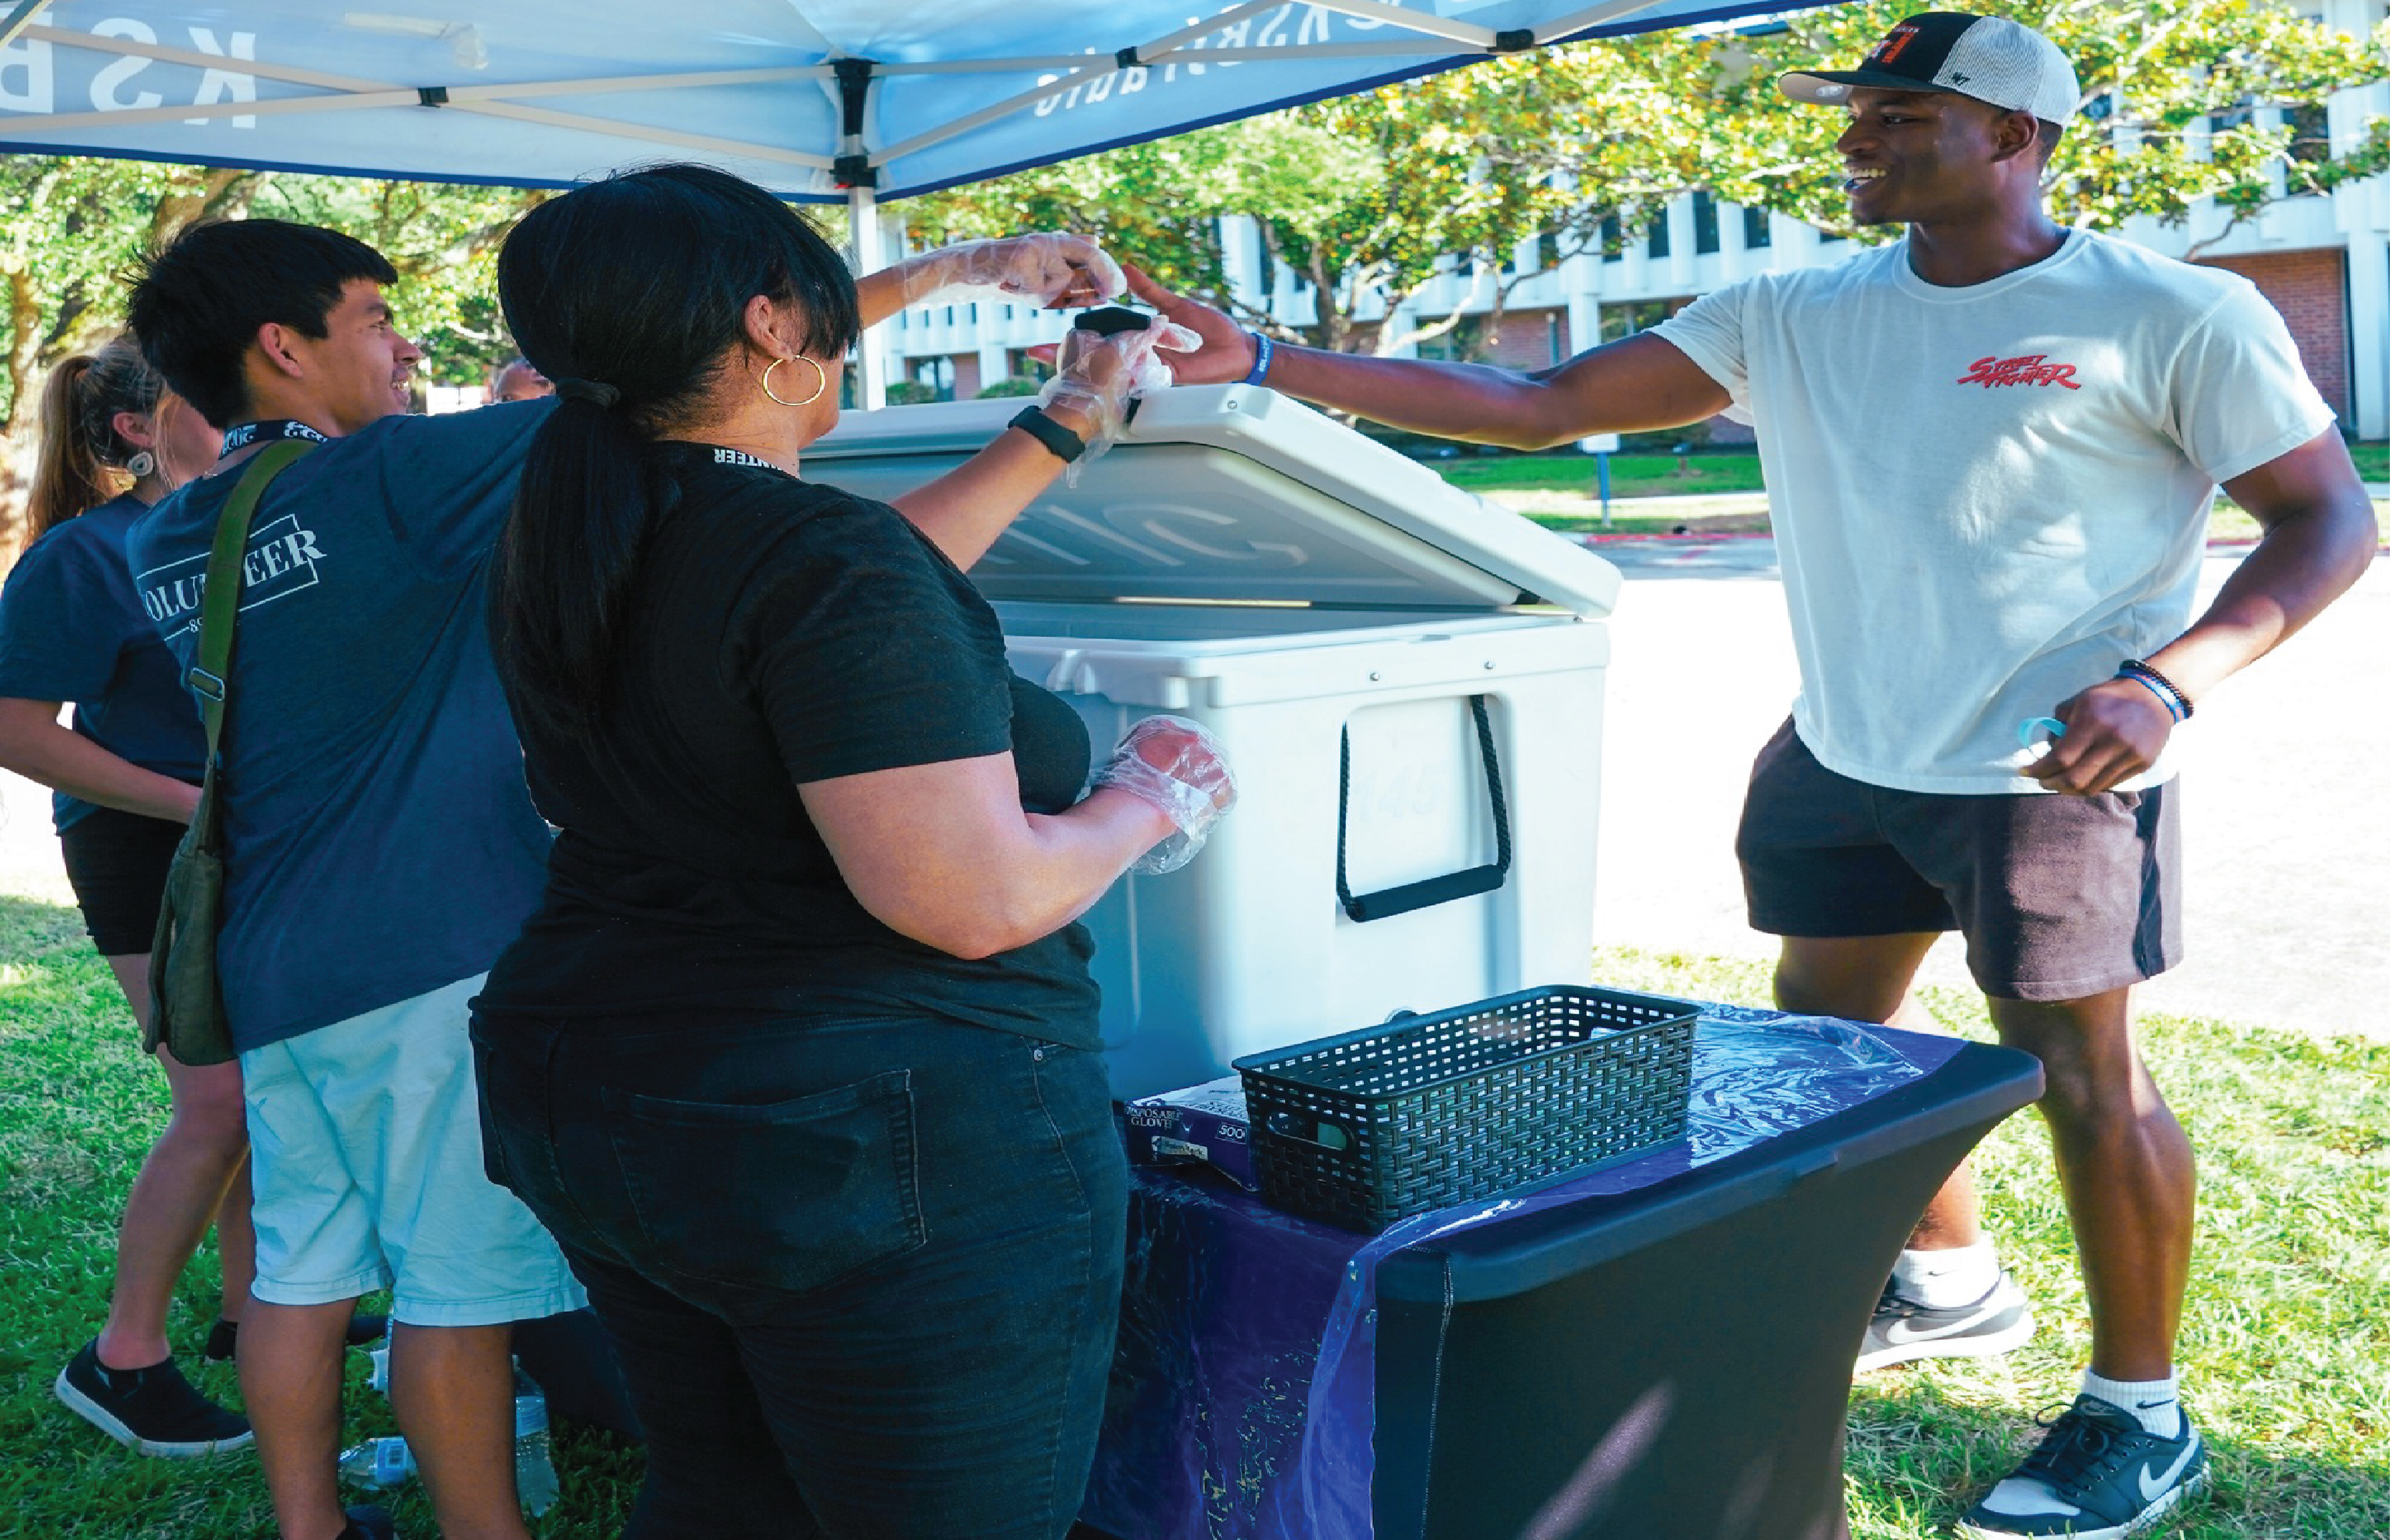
[1009,405,1087,465]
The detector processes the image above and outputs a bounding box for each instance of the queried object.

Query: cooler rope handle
[1335,694,1512,924]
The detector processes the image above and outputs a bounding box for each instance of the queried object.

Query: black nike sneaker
[53,1340,252,1457]
[1855,1272,2035,1372]
[1959,1394,2208,1539]
[204,1309,390,1365]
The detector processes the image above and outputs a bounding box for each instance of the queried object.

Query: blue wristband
[1241,329,1275,386]
[2117,669,2186,722]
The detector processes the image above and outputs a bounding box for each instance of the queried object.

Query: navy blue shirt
[126,402,557,1052]
[0,496,206,831]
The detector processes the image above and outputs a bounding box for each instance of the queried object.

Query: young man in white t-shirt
[1131,13,2378,1537]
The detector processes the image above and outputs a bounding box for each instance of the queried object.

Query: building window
[2285,101,2330,166]
[1416,317,1489,363]
[1597,298,1690,344]
[1693,190,1720,255]
[908,356,957,402]
[1601,213,1623,262]
[1537,230,1561,273]
[1819,230,1845,245]
[1646,214,1671,260]
[1743,205,1772,249]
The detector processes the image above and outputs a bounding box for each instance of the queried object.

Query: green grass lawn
[1434,452,2390,544]
[1,899,2383,1536]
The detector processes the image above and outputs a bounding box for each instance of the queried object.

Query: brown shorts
[1734,720,2182,1002]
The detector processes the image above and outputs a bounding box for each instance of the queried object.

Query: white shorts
[240,973,586,1326]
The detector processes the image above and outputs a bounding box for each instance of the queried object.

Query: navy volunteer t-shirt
[126,402,557,1052]
[476,441,1101,1047]
[0,496,206,831]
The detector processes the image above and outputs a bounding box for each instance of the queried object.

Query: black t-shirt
[477,441,1098,1045]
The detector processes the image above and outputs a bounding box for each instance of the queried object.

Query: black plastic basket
[1232,985,1698,1232]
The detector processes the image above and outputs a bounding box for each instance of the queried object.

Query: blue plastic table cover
[1082,1003,1970,1540]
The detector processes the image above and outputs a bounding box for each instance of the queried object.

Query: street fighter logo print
[1957,354,2083,390]
[136,514,329,637]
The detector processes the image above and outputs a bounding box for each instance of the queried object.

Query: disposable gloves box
[1122,1076,1256,1191]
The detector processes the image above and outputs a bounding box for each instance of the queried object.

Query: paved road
[1593,541,2390,1039]
[1,540,2379,1039]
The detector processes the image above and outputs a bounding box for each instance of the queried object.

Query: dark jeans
[471,1008,1128,1540]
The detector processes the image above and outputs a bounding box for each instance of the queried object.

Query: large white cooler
[810,386,1622,1099]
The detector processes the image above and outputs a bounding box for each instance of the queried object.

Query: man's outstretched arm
[1123,264,1729,449]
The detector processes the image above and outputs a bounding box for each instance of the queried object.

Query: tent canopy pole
[848,182,889,410]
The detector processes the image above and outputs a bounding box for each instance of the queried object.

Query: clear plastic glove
[1092,714,1238,875]
[900,234,1124,311]
[1035,317,1200,481]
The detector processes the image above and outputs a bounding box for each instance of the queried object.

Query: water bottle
[337,1435,415,1488]
[366,1345,390,1397]
[514,1387,560,1516]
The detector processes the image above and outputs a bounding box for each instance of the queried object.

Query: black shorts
[57,806,185,956]
[1734,720,2183,1003]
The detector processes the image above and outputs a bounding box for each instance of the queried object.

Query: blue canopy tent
[0,0,1825,400]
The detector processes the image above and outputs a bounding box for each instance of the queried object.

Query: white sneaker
[1855,1271,2035,1372]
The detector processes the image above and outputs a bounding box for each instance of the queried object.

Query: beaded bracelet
[2117,658,2193,721]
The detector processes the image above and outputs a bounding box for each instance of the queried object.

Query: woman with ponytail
[0,337,260,1455]
[470,164,1235,1540]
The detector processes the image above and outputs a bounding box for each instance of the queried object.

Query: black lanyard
[219,420,329,458]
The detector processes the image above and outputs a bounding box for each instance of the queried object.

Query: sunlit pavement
[1594,544,2390,1039]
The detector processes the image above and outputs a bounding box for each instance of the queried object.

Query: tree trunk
[1307,247,1352,353]
[5,266,44,443]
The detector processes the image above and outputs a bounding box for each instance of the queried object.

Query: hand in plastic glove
[1091,715,1238,875]
[900,234,1124,311]
[1035,317,1200,479]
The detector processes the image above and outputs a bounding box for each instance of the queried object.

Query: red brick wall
[2200,249,2348,419]
[1479,308,1570,369]
[951,352,983,400]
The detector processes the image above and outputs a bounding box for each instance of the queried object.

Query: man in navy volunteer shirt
[127,220,577,1540]
[1128,15,2376,1540]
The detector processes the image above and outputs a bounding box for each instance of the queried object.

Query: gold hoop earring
[761,355,827,407]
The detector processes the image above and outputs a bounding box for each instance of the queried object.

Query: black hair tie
[551,376,621,407]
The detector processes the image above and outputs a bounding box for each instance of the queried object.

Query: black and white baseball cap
[1779,11,2081,128]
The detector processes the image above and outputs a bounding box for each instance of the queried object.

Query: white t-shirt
[1654,228,2334,793]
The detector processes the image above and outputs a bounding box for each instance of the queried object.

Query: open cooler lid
[805,386,1621,618]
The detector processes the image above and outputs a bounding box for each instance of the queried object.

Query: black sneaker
[204,1310,391,1365]
[53,1340,252,1457]
[342,1503,399,1540]
[1959,1394,2208,1539]
[1855,1271,2035,1372]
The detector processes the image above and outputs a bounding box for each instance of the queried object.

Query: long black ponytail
[491,164,861,740]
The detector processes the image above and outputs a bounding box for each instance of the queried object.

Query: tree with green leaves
[1546,0,2390,249]
[909,0,2390,360]
[0,155,542,534]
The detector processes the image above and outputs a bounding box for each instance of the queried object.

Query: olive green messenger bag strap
[144,438,321,1065]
